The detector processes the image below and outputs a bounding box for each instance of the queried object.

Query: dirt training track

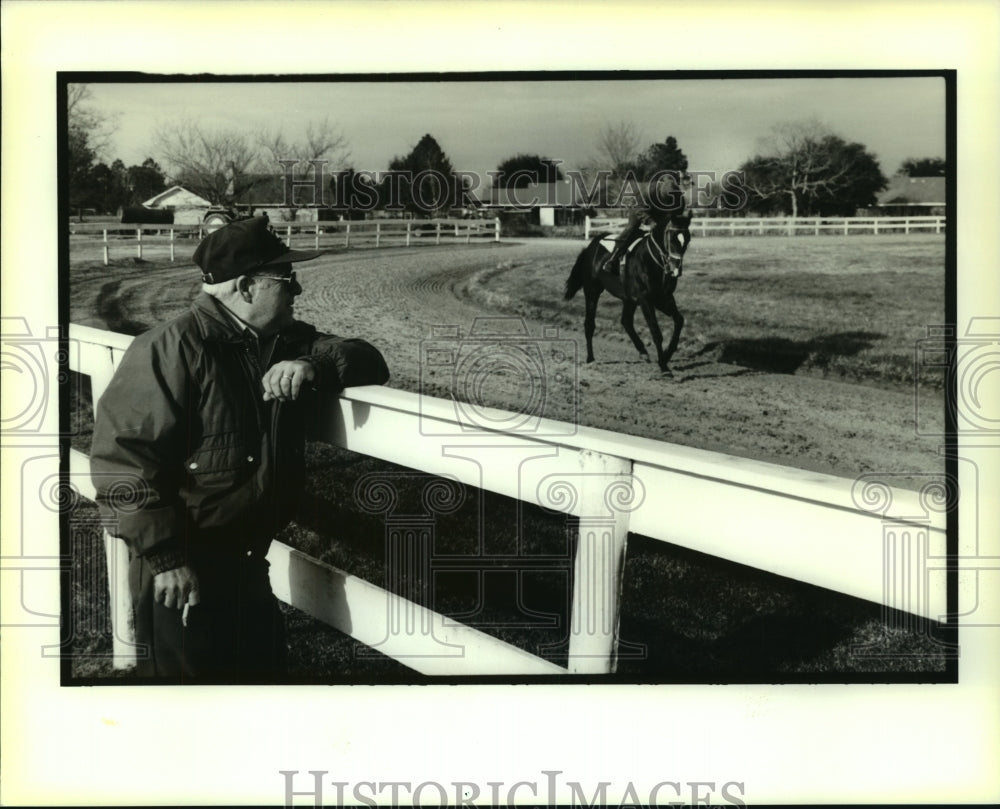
[71,238,945,489]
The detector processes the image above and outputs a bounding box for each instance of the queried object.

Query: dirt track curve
[72,239,945,489]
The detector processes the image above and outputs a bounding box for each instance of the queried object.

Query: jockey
[604,171,688,274]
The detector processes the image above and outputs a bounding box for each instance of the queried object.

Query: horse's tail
[564,242,594,300]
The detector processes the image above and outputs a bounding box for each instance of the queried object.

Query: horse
[564,211,693,375]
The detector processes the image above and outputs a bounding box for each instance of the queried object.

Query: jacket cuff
[297,353,336,390]
[298,341,389,392]
[143,544,186,575]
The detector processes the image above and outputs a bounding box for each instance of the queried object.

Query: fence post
[436,222,441,245]
[584,216,592,240]
[563,450,635,674]
[136,227,143,260]
[82,339,138,669]
[844,220,849,235]
[345,222,351,248]
[375,222,381,248]
[315,223,320,250]
[105,530,137,668]
[814,219,820,236]
[406,222,411,247]
[494,217,501,243]
[169,228,175,262]
[103,229,109,266]
[787,218,794,237]
[873,219,880,235]
[286,224,292,246]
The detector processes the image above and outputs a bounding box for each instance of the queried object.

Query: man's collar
[216,300,261,341]
[191,293,257,343]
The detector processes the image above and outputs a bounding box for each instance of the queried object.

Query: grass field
[466,233,948,390]
[66,233,952,682]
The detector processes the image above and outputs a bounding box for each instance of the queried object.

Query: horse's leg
[583,284,601,363]
[619,299,649,361]
[654,292,685,370]
[637,297,668,372]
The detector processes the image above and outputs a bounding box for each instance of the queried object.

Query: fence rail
[585,215,946,239]
[67,323,947,675]
[69,218,501,265]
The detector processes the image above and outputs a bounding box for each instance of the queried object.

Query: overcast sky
[82,76,946,183]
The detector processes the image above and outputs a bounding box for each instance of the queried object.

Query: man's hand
[262,359,316,402]
[153,565,200,610]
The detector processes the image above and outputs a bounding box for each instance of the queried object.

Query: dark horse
[564,212,693,374]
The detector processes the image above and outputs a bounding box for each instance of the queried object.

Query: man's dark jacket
[90,293,390,573]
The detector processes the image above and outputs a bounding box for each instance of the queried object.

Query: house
[228,173,333,222]
[482,181,596,226]
[871,176,946,217]
[142,185,214,225]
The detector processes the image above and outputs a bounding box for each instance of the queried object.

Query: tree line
[68,84,944,219]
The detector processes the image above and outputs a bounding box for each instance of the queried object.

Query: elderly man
[90,216,389,682]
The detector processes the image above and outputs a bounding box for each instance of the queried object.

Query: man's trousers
[129,548,288,683]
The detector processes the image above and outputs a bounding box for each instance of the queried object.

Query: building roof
[486,181,592,209]
[143,185,213,209]
[230,174,302,206]
[876,175,946,206]
[232,173,345,206]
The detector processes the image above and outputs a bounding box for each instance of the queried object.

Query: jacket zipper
[241,341,266,434]
[269,335,284,485]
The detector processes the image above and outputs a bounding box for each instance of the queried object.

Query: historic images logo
[280,769,748,807]
[278,159,749,213]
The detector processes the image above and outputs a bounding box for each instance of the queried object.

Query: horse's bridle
[644,221,687,274]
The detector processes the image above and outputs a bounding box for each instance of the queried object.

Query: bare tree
[67,84,93,123]
[304,117,351,166]
[258,116,351,169]
[739,119,884,217]
[152,118,263,205]
[67,83,119,160]
[257,130,292,167]
[154,116,351,206]
[594,120,644,177]
[67,83,121,218]
[574,121,646,210]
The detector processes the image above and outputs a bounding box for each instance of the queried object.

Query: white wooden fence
[67,324,948,675]
[69,218,501,265]
[584,215,946,240]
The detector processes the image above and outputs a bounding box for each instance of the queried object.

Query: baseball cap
[193,215,321,283]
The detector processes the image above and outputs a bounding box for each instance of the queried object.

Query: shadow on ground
[692,331,885,375]
[97,279,150,335]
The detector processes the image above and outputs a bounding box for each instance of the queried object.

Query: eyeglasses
[253,271,298,285]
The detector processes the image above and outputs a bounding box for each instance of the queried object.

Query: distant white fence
[69,218,501,265]
[67,323,948,676]
[585,215,946,240]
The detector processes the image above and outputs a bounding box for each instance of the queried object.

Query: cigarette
[182,601,190,628]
